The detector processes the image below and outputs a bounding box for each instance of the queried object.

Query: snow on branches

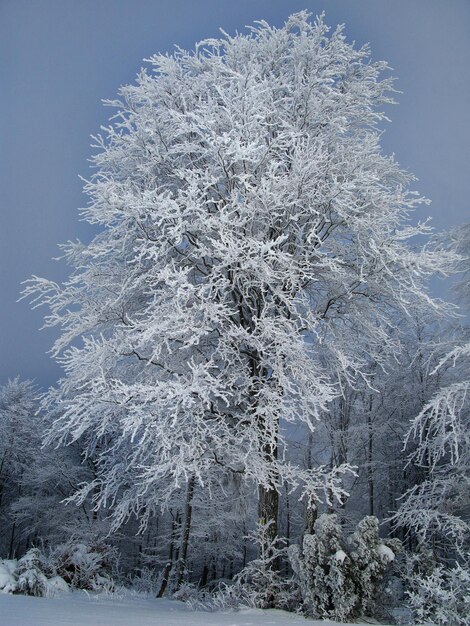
[23,12,457,536]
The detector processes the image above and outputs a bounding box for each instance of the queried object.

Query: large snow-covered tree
[25,12,455,569]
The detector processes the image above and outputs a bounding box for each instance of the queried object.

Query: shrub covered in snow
[0,549,68,597]
[288,514,400,621]
[288,513,356,621]
[0,559,17,594]
[129,566,163,595]
[51,541,118,591]
[172,581,209,604]
[349,516,401,616]
[13,548,51,597]
[0,541,118,596]
[229,522,297,611]
[404,554,470,626]
[193,522,298,612]
[231,522,293,610]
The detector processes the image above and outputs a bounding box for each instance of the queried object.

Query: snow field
[0,592,368,626]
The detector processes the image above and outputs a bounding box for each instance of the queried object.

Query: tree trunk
[8,522,17,560]
[258,483,279,543]
[303,432,318,539]
[285,482,291,546]
[157,561,172,598]
[367,394,375,517]
[175,475,195,588]
[258,429,279,567]
[156,511,178,597]
[242,522,247,568]
[304,493,318,537]
[200,563,209,588]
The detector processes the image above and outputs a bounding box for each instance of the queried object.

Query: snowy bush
[288,514,399,621]
[51,541,118,591]
[0,559,17,594]
[349,516,401,617]
[229,522,297,610]
[0,543,117,596]
[183,581,243,612]
[129,566,162,595]
[288,513,356,621]
[405,557,470,626]
[172,582,208,603]
[0,549,70,597]
[12,548,52,597]
[194,522,297,612]
[47,575,70,595]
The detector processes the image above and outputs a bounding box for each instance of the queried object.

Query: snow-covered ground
[0,591,364,626]
[0,557,397,626]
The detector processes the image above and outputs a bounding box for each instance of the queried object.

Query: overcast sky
[1,0,469,388]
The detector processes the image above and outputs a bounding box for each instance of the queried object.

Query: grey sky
[1,0,469,388]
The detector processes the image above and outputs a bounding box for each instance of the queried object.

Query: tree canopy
[25,11,456,549]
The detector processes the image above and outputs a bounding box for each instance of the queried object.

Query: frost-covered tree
[406,560,470,626]
[395,344,470,556]
[288,514,398,621]
[346,311,448,531]
[24,12,456,575]
[393,224,470,558]
[0,379,42,557]
[0,378,100,559]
